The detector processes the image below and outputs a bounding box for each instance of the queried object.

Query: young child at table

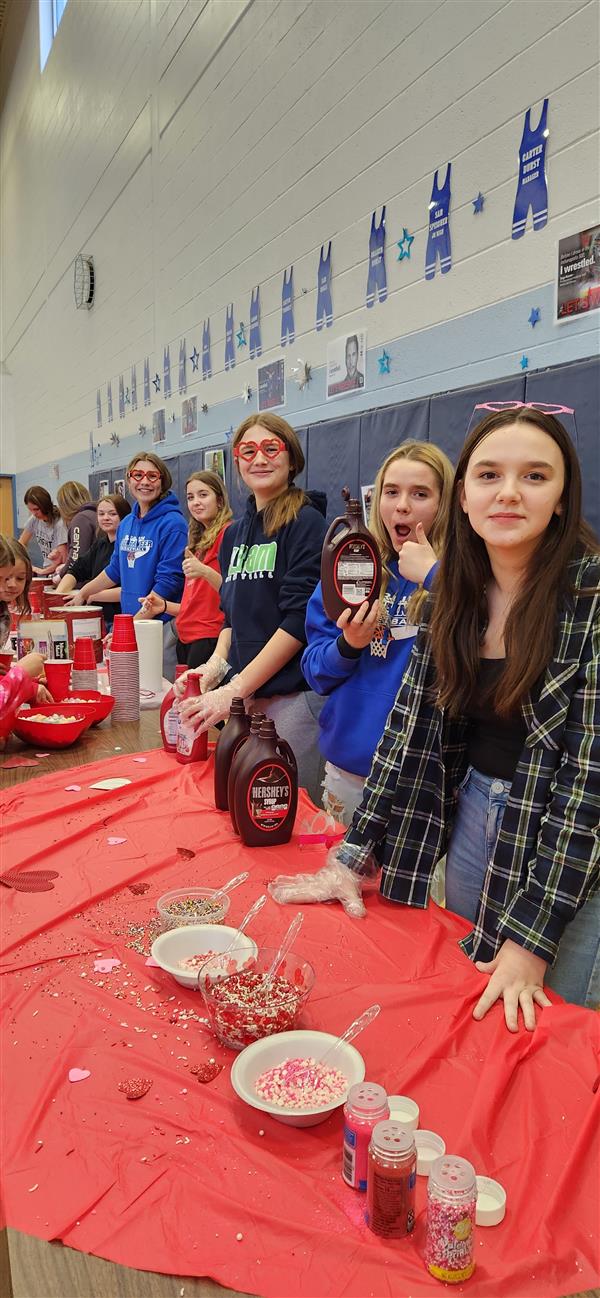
[0,535,52,739]
[302,441,452,824]
[270,406,600,1030]
[140,470,232,668]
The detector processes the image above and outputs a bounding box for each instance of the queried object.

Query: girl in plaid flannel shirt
[271,407,599,1031]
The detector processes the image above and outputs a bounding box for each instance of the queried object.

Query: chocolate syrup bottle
[228,712,265,834]
[232,718,298,847]
[214,697,251,810]
[321,488,382,622]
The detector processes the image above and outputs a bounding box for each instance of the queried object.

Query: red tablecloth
[1,750,599,1298]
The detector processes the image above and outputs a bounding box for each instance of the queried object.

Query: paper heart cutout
[1,757,40,769]
[145,956,160,967]
[65,784,81,792]
[94,957,121,973]
[68,1068,91,1083]
[107,836,127,845]
[35,752,50,758]
[1,869,59,893]
[90,778,131,791]
[132,757,147,763]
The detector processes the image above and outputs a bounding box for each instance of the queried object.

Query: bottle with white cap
[425,1154,477,1284]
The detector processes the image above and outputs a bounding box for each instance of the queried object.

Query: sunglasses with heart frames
[233,437,287,463]
[128,470,162,483]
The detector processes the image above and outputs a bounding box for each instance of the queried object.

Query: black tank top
[465,658,528,782]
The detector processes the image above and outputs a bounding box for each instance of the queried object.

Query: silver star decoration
[291,359,312,390]
[110,432,120,447]
[138,423,147,437]
[242,385,252,404]
[169,411,177,423]
[201,403,209,414]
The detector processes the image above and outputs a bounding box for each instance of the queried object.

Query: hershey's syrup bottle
[228,712,265,834]
[214,697,251,810]
[232,718,298,847]
[321,487,381,622]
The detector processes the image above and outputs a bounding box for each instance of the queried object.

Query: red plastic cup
[73,637,97,671]
[110,614,137,652]
[0,650,14,672]
[44,658,73,701]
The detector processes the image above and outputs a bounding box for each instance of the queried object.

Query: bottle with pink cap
[342,1081,389,1191]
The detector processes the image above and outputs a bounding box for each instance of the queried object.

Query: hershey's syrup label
[334,537,377,605]
[246,762,292,831]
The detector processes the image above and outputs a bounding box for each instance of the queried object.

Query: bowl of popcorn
[13,709,91,749]
[156,887,231,931]
[198,946,316,1052]
[151,924,258,990]
[62,689,115,725]
[230,1029,365,1127]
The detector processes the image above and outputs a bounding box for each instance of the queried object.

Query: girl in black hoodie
[177,413,327,804]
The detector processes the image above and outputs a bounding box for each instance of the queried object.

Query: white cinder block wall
[1,0,598,516]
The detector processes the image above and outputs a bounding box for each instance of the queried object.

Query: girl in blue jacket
[302,442,452,824]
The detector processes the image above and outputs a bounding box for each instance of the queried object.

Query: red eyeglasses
[128,469,161,483]
[233,436,286,463]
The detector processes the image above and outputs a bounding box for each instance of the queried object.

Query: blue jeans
[445,766,600,1009]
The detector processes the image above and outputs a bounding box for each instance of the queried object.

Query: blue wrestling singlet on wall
[107,381,113,422]
[224,305,235,371]
[249,287,262,358]
[425,164,452,280]
[96,389,102,427]
[131,365,137,411]
[202,320,212,379]
[316,241,333,330]
[178,339,187,394]
[144,358,150,406]
[163,346,172,398]
[118,375,125,418]
[366,207,388,307]
[281,268,295,346]
[512,99,549,239]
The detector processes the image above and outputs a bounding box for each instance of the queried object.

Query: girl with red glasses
[177,413,328,804]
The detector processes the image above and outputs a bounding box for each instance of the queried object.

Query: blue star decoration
[396,228,414,260]
[190,346,200,372]
[473,192,485,214]
[528,307,541,328]
[152,373,160,392]
[520,355,529,370]
[236,323,247,348]
[378,350,391,375]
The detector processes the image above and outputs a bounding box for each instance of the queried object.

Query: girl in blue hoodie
[302,441,452,824]
[76,453,187,620]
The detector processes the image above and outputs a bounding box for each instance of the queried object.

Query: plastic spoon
[214,871,249,898]
[223,894,268,953]
[316,1003,381,1075]
[262,911,304,990]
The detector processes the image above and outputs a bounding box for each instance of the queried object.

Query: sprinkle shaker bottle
[365,1121,416,1238]
[425,1154,477,1284]
[343,1083,389,1191]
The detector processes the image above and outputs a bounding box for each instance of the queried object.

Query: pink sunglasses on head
[474,401,575,416]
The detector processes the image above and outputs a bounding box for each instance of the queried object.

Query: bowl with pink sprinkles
[230,1029,366,1127]
[151,924,258,989]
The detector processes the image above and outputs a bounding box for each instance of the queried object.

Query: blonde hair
[185,471,232,556]
[57,481,92,523]
[233,413,308,537]
[369,441,453,621]
[0,534,32,620]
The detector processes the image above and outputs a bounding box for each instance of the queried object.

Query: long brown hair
[233,413,308,537]
[369,441,453,619]
[24,486,59,523]
[430,407,599,718]
[126,451,172,500]
[185,471,232,556]
[96,493,131,538]
[0,535,32,620]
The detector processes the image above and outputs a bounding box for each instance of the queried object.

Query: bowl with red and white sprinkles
[230,1029,366,1127]
[198,947,315,1051]
[151,924,257,989]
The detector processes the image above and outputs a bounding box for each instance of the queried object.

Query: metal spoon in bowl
[213,870,249,899]
[262,911,304,992]
[315,1003,381,1079]
[222,893,268,953]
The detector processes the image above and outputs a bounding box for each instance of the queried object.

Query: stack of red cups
[109,615,140,722]
[71,637,98,691]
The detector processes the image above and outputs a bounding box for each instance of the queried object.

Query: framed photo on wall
[182,396,197,437]
[153,408,166,444]
[257,357,285,412]
[113,479,126,498]
[556,224,600,324]
[361,483,375,525]
[98,479,109,497]
[327,331,367,400]
[204,448,225,481]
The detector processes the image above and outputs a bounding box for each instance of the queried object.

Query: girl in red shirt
[141,470,232,668]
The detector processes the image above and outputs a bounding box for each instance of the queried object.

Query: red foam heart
[1,869,59,893]
[118,1077,153,1101]
[191,1061,222,1084]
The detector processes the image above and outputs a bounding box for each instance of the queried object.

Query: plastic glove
[268,846,379,919]
[174,653,231,699]
[178,675,248,732]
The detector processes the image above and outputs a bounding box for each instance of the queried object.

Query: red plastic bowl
[13,710,90,749]
[20,702,96,730]
[62,689,115,726]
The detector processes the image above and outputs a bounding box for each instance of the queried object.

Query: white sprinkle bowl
[230,1028,365,1127]
[151,924,257,989]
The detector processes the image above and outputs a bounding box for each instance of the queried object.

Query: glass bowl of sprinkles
[157,888,230,931]
[230,1029,365,1127]
[151,923,258,989]
[198,946,316,1051]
